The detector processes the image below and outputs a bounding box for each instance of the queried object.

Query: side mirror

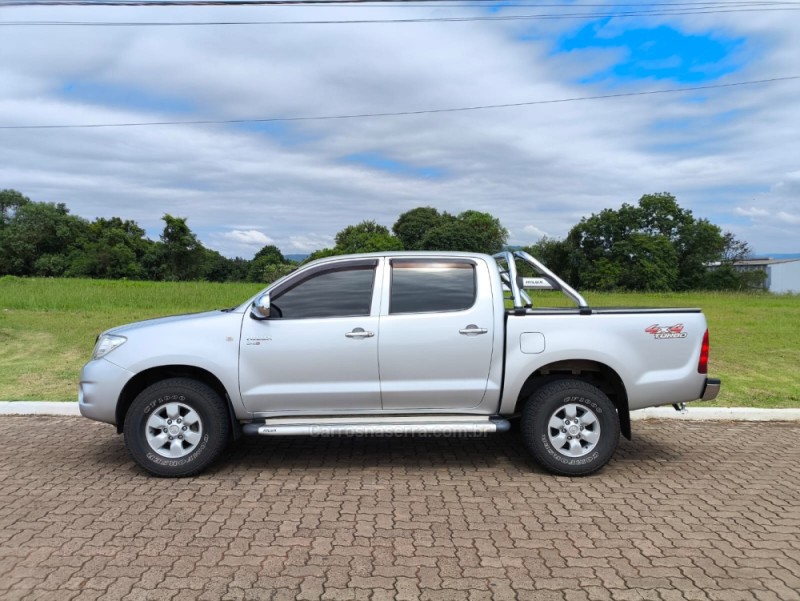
[250,293,271,320]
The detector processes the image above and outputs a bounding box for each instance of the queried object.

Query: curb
[630,407,800,421]
[1,402,83,416]
[1,402,799,421]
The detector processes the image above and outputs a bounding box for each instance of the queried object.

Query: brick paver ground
[0,417,798,601]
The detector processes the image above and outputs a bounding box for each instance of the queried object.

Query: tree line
[0,188,759,290]
[526,192,762,291]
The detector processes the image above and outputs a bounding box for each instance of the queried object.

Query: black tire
[521,379,619,477]
[124,377,230,477]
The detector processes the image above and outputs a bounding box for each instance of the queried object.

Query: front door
[239,259,382,414]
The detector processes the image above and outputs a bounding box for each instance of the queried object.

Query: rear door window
[389,260,476,314]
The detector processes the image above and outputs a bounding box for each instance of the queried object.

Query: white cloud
[508,224,550,246]
[209,228,276,256]
[287,234,336,253]
[776,212,800,225]
[221,230,274,246]
[735,207,770,219]
[523,225,550,240]
[0,2,799,257]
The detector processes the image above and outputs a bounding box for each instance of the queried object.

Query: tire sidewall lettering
[561,395,602,414]
[143,394,187,415]
[540,432,600,466]
[145,433,209,467]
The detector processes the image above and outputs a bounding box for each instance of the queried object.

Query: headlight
[92,334,127,360]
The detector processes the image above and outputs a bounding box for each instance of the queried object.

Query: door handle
[345,328,375,339]
[459,325,488,336]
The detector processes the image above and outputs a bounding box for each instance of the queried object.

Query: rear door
[377,258,496,410]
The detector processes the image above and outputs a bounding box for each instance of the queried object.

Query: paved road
[1,417,798,601]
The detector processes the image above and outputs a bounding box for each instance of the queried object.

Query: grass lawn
[1,276,798,407]
[0,277,262,401]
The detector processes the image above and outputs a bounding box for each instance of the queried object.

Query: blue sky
[1,1,798,257]
[61,81,196,114]
[555,20,745,84]
[344,152,446,180]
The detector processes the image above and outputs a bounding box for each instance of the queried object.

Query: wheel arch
[513,359,631,440]
[116,365,241,439]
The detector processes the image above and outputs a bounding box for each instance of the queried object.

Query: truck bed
[519,307,702,315]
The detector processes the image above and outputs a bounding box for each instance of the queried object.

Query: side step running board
[242,415,511,437]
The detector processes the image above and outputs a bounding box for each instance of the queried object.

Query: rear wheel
[124,378,230,477]
[521,379,619,476]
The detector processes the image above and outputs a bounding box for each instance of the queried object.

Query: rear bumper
[701,378,721,401]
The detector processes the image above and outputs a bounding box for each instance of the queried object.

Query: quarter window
[390,260,476,314]
[272,266,375,319]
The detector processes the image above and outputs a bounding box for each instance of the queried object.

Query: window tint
[273,267,375,319]
[390,260,476,314]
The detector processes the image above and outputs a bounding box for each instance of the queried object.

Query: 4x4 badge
[645,324,687,339]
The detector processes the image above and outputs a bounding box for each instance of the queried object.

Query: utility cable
[3,0,798,6]
[2,75,798,130]
[4,6,800,25]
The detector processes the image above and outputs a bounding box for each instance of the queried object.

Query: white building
[730,258,800,293]
[767,259,800,294]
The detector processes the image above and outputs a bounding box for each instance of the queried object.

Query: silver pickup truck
[79,250,720,477]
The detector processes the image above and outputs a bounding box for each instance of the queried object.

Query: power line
[4,0,798,5]
[2,75,798,130]
[4,0,798,21]
[4,6,799,25]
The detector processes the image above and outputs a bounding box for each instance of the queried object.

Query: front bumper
[78,358,135,426]
[700,378,721,401]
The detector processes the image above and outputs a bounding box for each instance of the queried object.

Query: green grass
[1,277,798,407]
[0,277,262,401]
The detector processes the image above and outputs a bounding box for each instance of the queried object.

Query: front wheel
[123,378,230,477]
[521,379,620,477]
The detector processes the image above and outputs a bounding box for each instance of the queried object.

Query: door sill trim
[242,415,510,436]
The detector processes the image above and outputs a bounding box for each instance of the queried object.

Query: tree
[562,193,728,291]
[247,244,286,282]
[674,217,725,290]
[304,210,509,259]
[616,233,679,291]
[703,264,766,290]
[260,262,296,284]
[523,236,572,275]
[333,220,404,254]
[303,247,341,263]
[700,231,762,290]
[0,189,31,227]
[0,201,88,276]
[70,217,154,279]
[720,231,752,262]
[252,244,285,265]
[200,249,249,283]
[420,210,508,254]
[455,210,508,254]
[159,214,205,281]
[392,207,445,250]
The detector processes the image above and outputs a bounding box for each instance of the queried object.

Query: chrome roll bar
[493,250,589,311]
